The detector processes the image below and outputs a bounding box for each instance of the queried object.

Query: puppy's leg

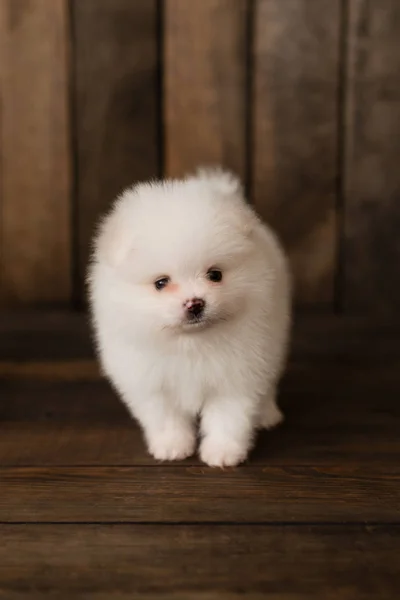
[130,393,196,462]
[199,395,257,468]
[258,386,284,430]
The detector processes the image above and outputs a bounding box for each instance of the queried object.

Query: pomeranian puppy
[88,168,291,467]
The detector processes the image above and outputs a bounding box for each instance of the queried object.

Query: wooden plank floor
[0,313,399,599]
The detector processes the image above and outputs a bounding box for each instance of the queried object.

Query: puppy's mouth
[180,311,228,332]
[182,315,208,330]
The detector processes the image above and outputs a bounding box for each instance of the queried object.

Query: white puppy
[88,168,291,467]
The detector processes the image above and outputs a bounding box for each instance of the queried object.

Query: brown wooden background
[0,0,399,313]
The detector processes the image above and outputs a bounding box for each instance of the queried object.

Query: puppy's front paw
[148,427,196,462]
[199,436,249,468]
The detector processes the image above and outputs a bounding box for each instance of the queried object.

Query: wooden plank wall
[73,0,159,299]
[343,0,400,314]
[0,0,398,313]
[252,0,340,306]
[0,0,71,305]
[164,0,248,181]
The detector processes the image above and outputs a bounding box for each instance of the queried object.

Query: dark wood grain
[4,592,367,600]
[0,311,93,360]
[73,0,158,301]
[343,0,400,313]
[164,0,248,178]
[0,313,399,596]
[2,357,400,384]
[1,312,400,468]
[0,595,292,600]
[2,464,399,523]
[2,311,400,361]
[0,525,399,597]
[252,0,340,306]
[0,0,72,305]
[1,374,399,466]
[0,594,312,600]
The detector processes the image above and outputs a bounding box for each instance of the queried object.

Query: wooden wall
[0,0,399,313]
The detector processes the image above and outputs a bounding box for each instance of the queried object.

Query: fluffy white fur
[88,167,292,467]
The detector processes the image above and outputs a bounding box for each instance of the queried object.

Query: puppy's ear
[94,214,128,268]
[195,166,244,198]
[196,166,260,240]
[93,191,136,269]
[234,205,260,240]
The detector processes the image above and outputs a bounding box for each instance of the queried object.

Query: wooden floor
[0,313,399,599]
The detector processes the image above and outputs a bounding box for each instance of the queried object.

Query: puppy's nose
[185,298,205,318]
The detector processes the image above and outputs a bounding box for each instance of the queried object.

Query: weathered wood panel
[73,0,159,301]
[252,0,340,306]
[343,0,400,313]
[164,0,248,179]
[0,525,399,597]
[0,0,72,304]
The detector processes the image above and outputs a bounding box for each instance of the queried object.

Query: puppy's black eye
[154,277,170,290]
[207,269,223,283]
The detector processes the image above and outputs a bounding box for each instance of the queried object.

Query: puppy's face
[96,179,262,335]
[119,232,257,334]
[142,264,243,332]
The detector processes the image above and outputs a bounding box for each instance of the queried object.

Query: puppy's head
[92,169,264,335]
